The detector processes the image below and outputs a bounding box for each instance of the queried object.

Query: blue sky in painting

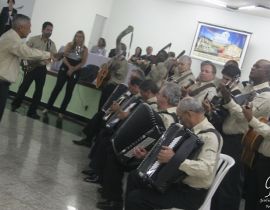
[198,25,247,49]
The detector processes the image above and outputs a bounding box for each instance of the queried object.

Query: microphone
[176,50,186,59]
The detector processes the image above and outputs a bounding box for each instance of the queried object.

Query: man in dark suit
[0,0,17,36]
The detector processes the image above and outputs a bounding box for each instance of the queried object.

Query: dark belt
[257,152,270,161]
[0,79,11,86]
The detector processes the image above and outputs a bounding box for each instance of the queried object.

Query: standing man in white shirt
[0,14,53,121]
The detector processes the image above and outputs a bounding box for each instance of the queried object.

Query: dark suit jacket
[0,7,17,35]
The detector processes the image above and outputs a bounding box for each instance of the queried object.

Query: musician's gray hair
[179,55,192,65]
[178,97,205,113]
[161,82,181,106]
[12,14,30,30]
[131,68,145,81]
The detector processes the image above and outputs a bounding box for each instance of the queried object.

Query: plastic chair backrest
[198,153,235,210]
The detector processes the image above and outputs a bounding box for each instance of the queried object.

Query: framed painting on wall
[190,22,252,68]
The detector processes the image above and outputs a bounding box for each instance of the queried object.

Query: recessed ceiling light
[238,5,257,10]
[203,0,227,8]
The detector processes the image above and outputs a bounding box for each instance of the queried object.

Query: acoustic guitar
[95,25,134,88]
[241,117,268,168]
[96,63,109,88]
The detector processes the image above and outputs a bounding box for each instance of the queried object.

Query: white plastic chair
[169,153,235,210]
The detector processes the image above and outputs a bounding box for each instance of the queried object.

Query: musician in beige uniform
[138,79,159,112]
[11,21,57,119]
[96,82,180,210]
[0,14,52,122]
[170,55,195,88]
[125,97,222,210]
[241,106,270,210]
[183,60,217,103]
[212,59,270,210]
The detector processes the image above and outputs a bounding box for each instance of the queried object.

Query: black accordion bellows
[111,103,166,166]
[137,123,204,193]
[102,83,129,113]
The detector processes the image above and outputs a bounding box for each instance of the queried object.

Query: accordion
[102,83,129,113]
[137,123,204,193]
[111,103,166,166]
[105,95,141,129]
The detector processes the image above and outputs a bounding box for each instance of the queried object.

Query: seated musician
[211,59,270,210]
[146,49,169,88]
[169,55,195,88]
[124,97,222,210]
[114,79,159,120]
[139,79,159,111]
[95,82,181,210]
[182,60,217,103]
[241,106,270,210]
[128,46,142,64]
[73,68,144,147]
[81,70,145,180]
[203,64,242,132]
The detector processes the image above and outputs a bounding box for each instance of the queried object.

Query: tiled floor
[0,102,246,210]
[0,108,100,210]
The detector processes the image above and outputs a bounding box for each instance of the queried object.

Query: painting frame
[190,22,252,68]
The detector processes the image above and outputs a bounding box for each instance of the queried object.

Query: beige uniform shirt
[179,118,222,189]
[189,81,217,103]
[172,70,195,88]
[108,57,128,85]
[249,117,270,157]
[26,35,57,66]
[146,96,158,112]
[158,107,177,129]
[223,82,270,135]
[147,62,168,88]
[0,29,50,83]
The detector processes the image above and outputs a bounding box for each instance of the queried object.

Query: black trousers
[12,66,47,115]
[82,111,105,142]
[46,65,79,113]
[0,80,10,121]
[125,171,207,210]
[88,128,113,178]
[101,145,124,201]
[211,133,244,210]
[245,153,270,210]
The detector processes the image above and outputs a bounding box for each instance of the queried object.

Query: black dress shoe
[72,139,92,147]
[11,104,20,112]
[27,113,41,120]
[83,174,100,184]
[96,200,123,210]
[81,169,96,176]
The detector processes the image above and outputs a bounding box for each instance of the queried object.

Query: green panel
[9,71,101,119]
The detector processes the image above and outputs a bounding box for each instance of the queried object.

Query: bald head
[249,59,270,84]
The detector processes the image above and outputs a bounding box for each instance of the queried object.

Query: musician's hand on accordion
[117,110,129,120]
[133,147,148,159]
[110,101,121,113]
[157,146,175,164]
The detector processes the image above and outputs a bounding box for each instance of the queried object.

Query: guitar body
[96,63,110,88]
[241,117,268,168]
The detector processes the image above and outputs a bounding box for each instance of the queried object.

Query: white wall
[103,0,270,81]
[30,0,114,51]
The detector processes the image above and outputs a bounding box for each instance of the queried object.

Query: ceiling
[175,0,270,18]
